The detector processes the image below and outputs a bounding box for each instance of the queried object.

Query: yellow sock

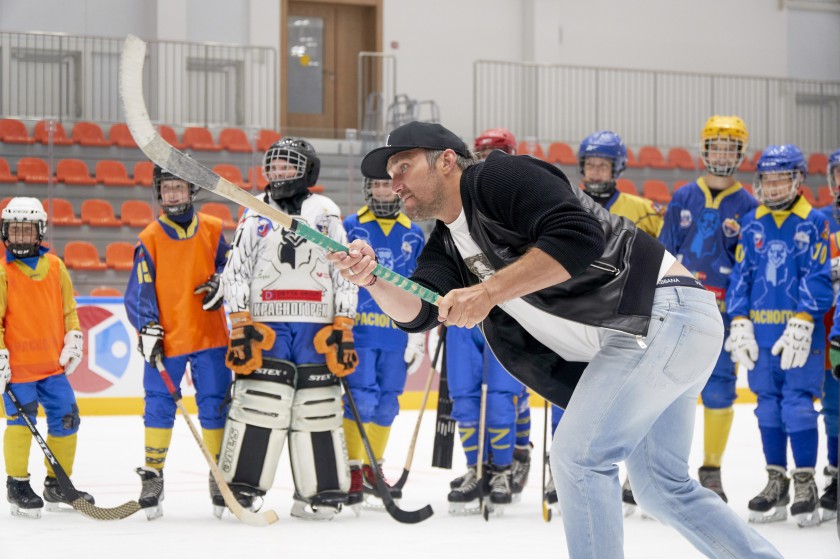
[342,418,365,463]
[45,433,77,478]
[367,424,391,464]
[202,428,224,460]
[4,425,32,478]
[144,427,173,471]
[703,407,734,468]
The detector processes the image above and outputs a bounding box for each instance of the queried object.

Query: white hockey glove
[404,333,426,375]
[831,256,840,298]
[771,316,814,370]
[723,318,759,372]
[0,349,9,394]
[194,273,224,311]
[59,331,84,375]
[138,322,165,366]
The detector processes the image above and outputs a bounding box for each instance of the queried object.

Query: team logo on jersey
[69,306,132,393]
[753,232,764,251]
[722,218,741,238]
[257,217,273,238]
[679,210,692,228]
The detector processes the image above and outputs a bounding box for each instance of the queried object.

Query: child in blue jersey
[823,148,840,521]
[342,178,426,507]
[726,144,833,527]
[659,116,758,504]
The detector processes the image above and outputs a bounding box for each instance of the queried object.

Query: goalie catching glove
[194,273,224,311]
[225,311,276,375]
[314,316,358,377]
[771,314,814,370]
[723,317,759,372]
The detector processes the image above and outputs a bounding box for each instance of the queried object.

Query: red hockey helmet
[474,128,516,159]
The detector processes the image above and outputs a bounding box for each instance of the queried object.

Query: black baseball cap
[360,121,471,179]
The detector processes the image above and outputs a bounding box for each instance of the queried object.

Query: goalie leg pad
[218,359,295,493]
[289,364,351,503]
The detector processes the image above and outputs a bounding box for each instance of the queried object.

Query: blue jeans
[551,286,781,559]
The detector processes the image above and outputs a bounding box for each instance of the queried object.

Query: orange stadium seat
[637,146,671,169]
[741,181,754,195]
[616,179,638,195]
[183,127,223,151]
[43,198,82,226]
[72,122,111,147]
[64,241,107,270]
[800,187,818,207]
[121,200,154,227]
[16,157,51,183]
[0,158,17,183]
[56,159,96,185]
[309,185,325,194]
[625,147,642,169]
[90,286,123,297]
[219,128,253,153]
[237,206,246,221]
[674,180,690,192]
[517,140,545,160]
[0,198,10,212]
[34,120,73,145]
[666,147,695,171]
[808,153,828,176]
[96,160,135,186]
[134,161,154,186]
[108,123,138,148]
[200,202,237,229]
[0,119,35,144]
[81,199,121,227]
[249,167,268,191]
[737,154,756,173]
[105,242,135,271]
[256,129,282,152]
[158,125,186,149]
[547,142,577,165]
[816,185,834,208]
[213,164,249,189]
[642,180,672,204]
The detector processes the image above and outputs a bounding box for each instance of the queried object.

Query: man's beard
[403,172,444,221]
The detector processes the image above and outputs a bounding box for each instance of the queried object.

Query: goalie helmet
[474,128,516,160]
[364,178,401,219]
[1,197,47,258]
[700,115,748,177]
[578,130,627,198]
[153,164,199,216]
[263,137,320,200]
[754,144,806,211]
[827,149,840,222]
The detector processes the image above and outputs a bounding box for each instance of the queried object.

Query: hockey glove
[829,338,840,380]
[771,315,814,370]
[58,330,84,375]
[404,332,426,375]
[194,273,224,312]
[723,317,759,372]
[225,311,276,375]
[138,322,165,366]
[0,349,9,394]
[314,316,358,377]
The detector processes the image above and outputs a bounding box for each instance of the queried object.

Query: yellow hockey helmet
[701,115,749,144]
[700,115,749,177]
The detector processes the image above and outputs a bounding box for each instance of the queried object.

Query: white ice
[1,404,837,559]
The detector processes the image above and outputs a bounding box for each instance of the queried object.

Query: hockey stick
[154,359,278,526]
[431,326,455,469]
[477,382,489,521]
[541,400,552,522]
[394,328,445,490]
[119,34,439,306]
[340,377,434,523]
[3,386,142,520]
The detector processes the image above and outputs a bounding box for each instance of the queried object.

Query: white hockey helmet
[1,197,48,258]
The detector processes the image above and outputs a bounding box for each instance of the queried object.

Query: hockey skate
[209,477,262,519]
[748,465,790,524]
[447,465,489,515]
[42,476,94,513]
[698,466,728,502]
[135,467,164,520]
[820,465,838,522]
[290,491,345,520]
[361,463,402,511]
[510,443,532,503]
[484,466,512,517]
[7,476,43,519]
[346,463,364,515]
[543,469,561,517]
[790,468,820,527]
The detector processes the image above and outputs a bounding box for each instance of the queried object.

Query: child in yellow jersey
[1,197,90,518]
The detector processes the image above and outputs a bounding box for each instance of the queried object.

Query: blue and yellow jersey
[0,247,79,382]
[727,197,834,348]
[344,207,425,350]
[659,178,758,309]
[602,190,664,237]
[124,212,230,357]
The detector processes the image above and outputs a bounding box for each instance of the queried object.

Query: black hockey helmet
[262,137,320,201]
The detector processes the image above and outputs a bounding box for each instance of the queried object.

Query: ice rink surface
[1,404,837,559]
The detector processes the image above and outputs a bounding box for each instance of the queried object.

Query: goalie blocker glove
[138,323,164,365]
[225,311,276,375]
[194,273,224,311]
[59,330,84,375]
[723,317,759,371]
[314,316,358,377]
[771,315,814,370]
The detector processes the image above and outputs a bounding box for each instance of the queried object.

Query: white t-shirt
[445,210,674,362]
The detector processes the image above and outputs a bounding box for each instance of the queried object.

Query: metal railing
[474,60,840,154]
[0,31,278,129]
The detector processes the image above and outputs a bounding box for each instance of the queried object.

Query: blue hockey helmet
[578,130,627,198]
[828,148,840,222]
[755,145,806,210]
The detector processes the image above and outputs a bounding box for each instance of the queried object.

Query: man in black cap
[328,121,781,558]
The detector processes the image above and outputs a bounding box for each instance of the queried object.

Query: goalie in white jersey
[218,137,359,520]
